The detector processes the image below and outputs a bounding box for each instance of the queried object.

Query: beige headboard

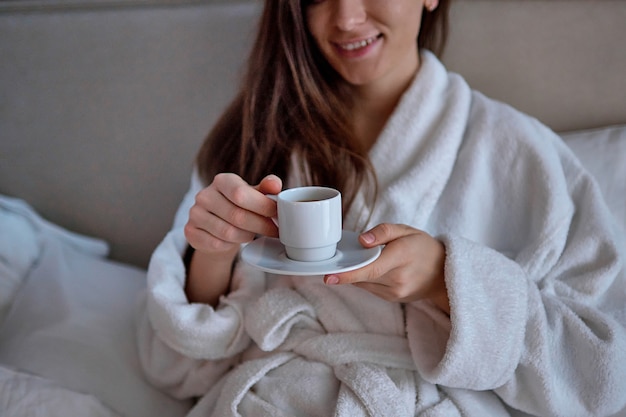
[1,0,625,267]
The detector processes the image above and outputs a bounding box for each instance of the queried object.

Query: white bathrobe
[136,51,626,417]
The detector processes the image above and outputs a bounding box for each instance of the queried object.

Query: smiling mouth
[337,34,382,51]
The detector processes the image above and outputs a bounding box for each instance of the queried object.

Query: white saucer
[240,230,381,276]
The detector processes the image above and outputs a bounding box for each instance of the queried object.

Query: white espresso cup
[268,186,342,262]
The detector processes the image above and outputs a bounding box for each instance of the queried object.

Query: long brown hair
[196,0,451,214]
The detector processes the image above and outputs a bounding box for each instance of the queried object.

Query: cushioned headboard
[1,0,625,267]
[444,1,626,132]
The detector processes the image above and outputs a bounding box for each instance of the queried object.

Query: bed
[0,1,625,416]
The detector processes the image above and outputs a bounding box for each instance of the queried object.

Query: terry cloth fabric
[136,51,626,417]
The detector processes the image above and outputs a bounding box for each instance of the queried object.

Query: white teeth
[339,36,377,51]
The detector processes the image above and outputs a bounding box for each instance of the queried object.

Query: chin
[338,70,380,87]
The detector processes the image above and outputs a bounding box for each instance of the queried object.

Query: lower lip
[335,36,381,59]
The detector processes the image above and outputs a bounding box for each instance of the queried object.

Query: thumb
[256,174,283,195]
[358,223,415,248]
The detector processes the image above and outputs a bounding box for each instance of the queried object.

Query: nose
[333,0,367,31]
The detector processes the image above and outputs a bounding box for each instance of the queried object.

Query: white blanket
[137,51,626,417]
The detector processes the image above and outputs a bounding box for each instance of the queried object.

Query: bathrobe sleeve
[406,108,626,416]
[135,169,266,399]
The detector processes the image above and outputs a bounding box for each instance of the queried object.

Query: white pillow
[0,225,192,417]
[561,124,626,234]
[0,207,40,323]
[0,194,109,325]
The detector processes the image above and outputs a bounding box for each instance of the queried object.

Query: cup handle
[265,194,279,227]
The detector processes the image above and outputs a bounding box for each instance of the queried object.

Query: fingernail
[361,232,375,244]
[325,275,339,285]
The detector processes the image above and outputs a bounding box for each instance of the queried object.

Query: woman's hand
[324,223,450,314]
[183,173,282,305]
[184,173,282,257]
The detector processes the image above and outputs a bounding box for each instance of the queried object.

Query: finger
[209,173,280,237]
[255,174,283,197]
[202,189,278,238]
[358,223,416,248]
[188,205,257,246]
[324,246,398,285]
[213,173,277,219]
[184,222,239,254]
[255,174,282,230]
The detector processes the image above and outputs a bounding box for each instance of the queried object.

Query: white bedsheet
[0,365,119,417]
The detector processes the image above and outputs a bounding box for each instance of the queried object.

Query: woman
[137,0,626,416]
